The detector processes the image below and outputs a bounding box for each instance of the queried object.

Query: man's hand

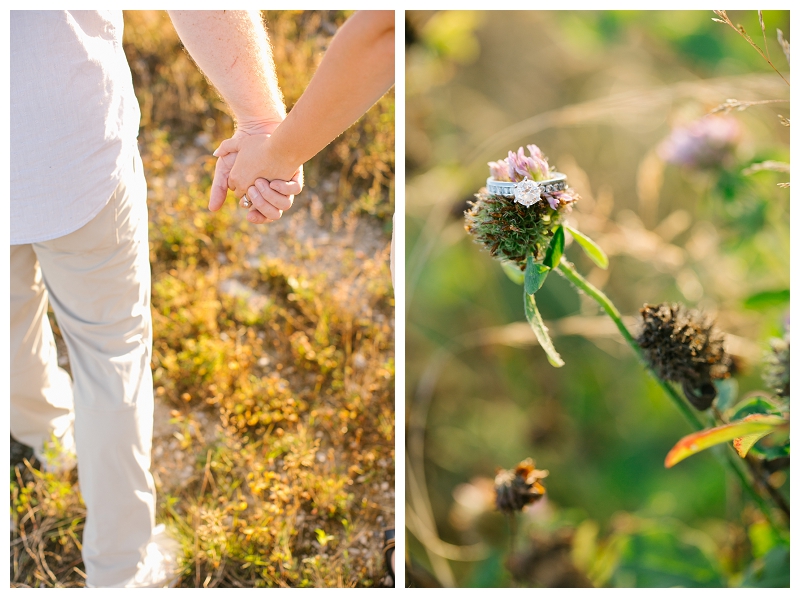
[214,133,302,198]
[210,132,303,224]
[212,132,303,224]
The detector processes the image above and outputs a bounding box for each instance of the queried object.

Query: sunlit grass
[11,10,394,588]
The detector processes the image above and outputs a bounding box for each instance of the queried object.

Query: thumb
[213,137,242,158]
[209,151,237,211]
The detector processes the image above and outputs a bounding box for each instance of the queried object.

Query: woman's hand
[239,172,303,224]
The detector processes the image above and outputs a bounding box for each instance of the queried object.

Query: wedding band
[241,196,252,208]
[486,172,568,198]
[485,173,568,208]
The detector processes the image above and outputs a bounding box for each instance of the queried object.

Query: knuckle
[262,204,280,219]
[269,195,289,211]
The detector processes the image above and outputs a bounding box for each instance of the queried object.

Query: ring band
[486,173,568,202]
[241,196,252,208]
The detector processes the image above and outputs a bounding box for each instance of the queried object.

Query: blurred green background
[405,10,789,587]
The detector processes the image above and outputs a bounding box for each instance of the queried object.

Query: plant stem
[556,258,782,530]
[556,259,703,428]
[507,512,518,556]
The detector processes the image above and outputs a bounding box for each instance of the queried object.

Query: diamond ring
[486,173,568,207]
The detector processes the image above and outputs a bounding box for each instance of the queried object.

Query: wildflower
[525,144,551,180]
[465,192,559,265]
[487,144,553,183]
[488,160,511,181]
[546,188,579,211]
[637,303,732,410]
[506,145,550,182]
[494,458,548,513]
[657,115,741,170]
[468,144,580,265]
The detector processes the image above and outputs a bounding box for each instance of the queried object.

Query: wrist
[263,122,304,177]
[258,135,302,182]
[235,116,284,137]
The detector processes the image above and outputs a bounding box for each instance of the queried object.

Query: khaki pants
[10,151,156,587]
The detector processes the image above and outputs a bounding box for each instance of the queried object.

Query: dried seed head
[763,333,789,398]
[494,458,549,513]
[637,303,732,410]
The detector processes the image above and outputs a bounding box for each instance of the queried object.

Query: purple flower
[508,148,536,182]
[544,188,579,211]
[506,148,525,182]
[526,144,551,179]
[490,145,552,182]
[488,159,511,181]
[658,116,741,169]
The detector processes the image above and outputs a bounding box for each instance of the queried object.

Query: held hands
[209,129,303,224]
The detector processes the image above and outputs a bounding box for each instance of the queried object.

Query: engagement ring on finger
[242,196,252,208]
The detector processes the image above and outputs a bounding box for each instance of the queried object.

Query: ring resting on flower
[486,172,568,207]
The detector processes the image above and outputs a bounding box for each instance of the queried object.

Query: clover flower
[494,458,549,513]
[465,192,559,265]
[546,188,579,211]
[657,115,741,170]
[467,145,580,266]
[637,303,732,410]
[508,145,551,182]
[490,144,552,183]
[488,159,511,181]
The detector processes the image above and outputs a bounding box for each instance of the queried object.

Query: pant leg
[9,245,76,462]
[33,150,156,587]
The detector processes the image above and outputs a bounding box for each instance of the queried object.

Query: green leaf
[713,378,738,412]
[726,395,782,422]
[611,527,725,588]
[524,291,564,367]
[468,548,513,588]
[543,225,565,269]
[664,415,787,467]
[734,428,775,458]
[743,288,789,310]
[749,437,790,461]
[501,261,524,285]
[524,254,550,294]
[563,224,609,269]
[740,546,790,587]
[748,521,783,559]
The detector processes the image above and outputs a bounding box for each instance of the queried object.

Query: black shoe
[383,528,395,586]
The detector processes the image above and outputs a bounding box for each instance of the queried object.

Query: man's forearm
[168,10,286,130]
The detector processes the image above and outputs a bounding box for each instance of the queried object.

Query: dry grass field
[11,10,394,588]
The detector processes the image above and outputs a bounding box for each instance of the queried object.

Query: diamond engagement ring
[241,196,252,208]
[486,172,568,207]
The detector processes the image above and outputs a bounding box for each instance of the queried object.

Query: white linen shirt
[11,10,141,245]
